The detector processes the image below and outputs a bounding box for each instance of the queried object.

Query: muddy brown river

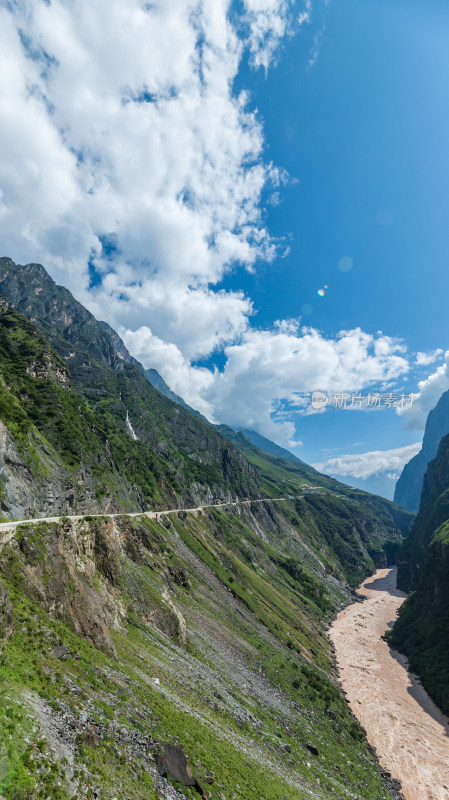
[330,568,449,800]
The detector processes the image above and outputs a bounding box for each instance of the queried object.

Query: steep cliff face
[389,520,449,715]
[0,506,403,800]
[389,430,449,715]
[396,433,449,593]
[394,389,449,512]
[0,305,142,518]
[0,259,261,511]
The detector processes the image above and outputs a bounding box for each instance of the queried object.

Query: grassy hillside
[0,258,414,799]
[0,506,402,800]
[217,425,413,587]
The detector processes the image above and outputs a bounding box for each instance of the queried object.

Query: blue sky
[227,0,449,493]
[245,0,449,352]
[1,0,449,499]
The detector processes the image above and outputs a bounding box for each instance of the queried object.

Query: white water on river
[330,568,449,800]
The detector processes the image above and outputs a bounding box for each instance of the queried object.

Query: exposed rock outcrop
[394,389,449,512]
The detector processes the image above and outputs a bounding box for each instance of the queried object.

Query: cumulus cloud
[1,0,413,446]
[398,350,449,430]
[313,442,422,481]
[121,323,410,443]
[0,1,283,315]
[415,349,444,366]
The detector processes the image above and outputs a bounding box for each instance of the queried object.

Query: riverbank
[330,567,449,800]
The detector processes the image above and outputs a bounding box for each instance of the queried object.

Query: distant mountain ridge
[239,427,310,468]
[144,359,310,466]
[394,389,449,512]
[145,367,209,421]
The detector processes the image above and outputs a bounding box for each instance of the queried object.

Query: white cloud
[120,324,217,420]
[122,323,410,444]
[308,23,325,68]
[415,349,444,366]
[0,0,412,448]
[313,442,422,481]
[241,0,305,70]
[298,1,313,26]
[0,1,284,297]
[398,350,449,430]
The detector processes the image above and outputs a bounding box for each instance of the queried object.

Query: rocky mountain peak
[394,389,449,512]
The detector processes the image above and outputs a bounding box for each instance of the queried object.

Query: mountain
[239,427,309,467]
[98,320,145,372]
[0,257,260,515]
[0,257,413,799]
[0,504,404,800]
[389,432,449,714]
[0,259,413,582]
[216,424,413,584]
[144,367,308,464]
[145,367,208,421]
[394,389,449,512]
[396,432,449,593]
[99,321,208,423]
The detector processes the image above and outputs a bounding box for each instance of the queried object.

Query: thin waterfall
[126,410,138,441]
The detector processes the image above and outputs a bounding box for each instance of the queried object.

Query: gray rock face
[0,419,125,520]
[394,389,449,512]
[50,644,70,660]
[156,743,196,786]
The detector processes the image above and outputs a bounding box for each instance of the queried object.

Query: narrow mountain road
[330,568,449,800]
[0,496,288,541]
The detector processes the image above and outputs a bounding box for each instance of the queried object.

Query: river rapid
[330,568,449,800]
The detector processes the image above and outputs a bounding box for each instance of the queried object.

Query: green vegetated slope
[217,425,413,587]
[0,507,401,800]
[396,433,449,594]
[0,259,259,516]
[0,258,413,589]
[388,432,449,714]
[0,258,415,799]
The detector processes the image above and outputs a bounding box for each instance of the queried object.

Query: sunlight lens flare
[338,256,353,272]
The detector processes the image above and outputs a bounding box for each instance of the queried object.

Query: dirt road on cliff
[330,567,449,800]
